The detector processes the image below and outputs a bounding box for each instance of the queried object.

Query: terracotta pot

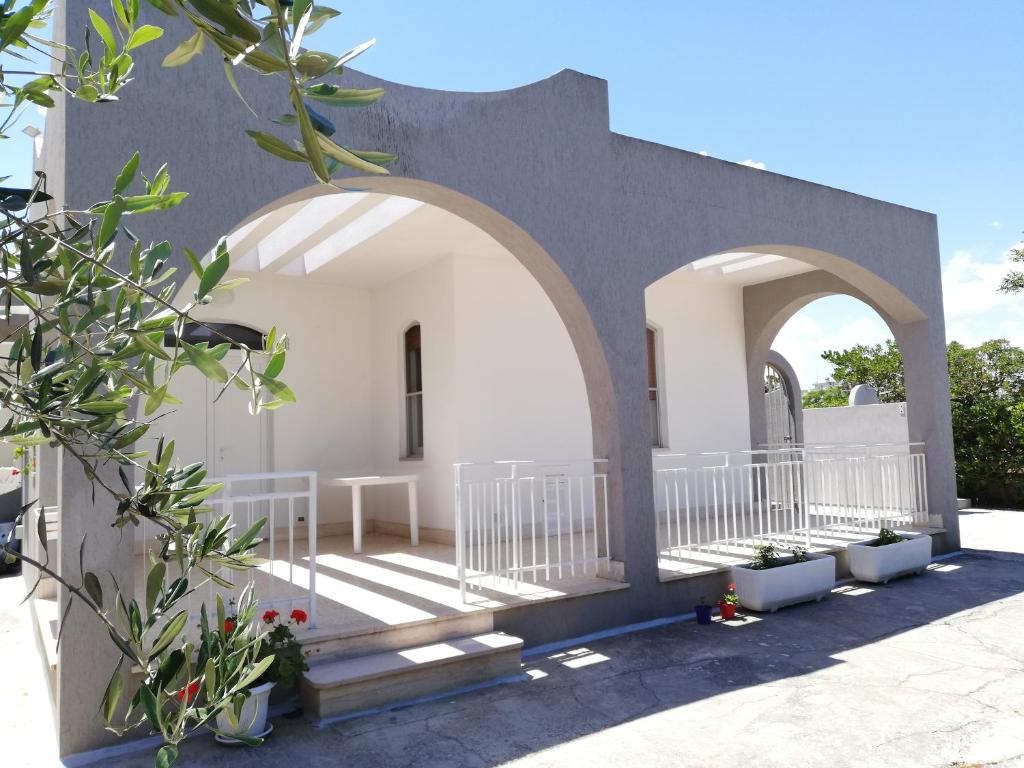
[718,601,737,620]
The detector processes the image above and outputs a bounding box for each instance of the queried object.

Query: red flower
[727,583,736,591]
[262,610,279,624]
[11,468,19,476]
[289,609,307,625]
[176,681,200,703]
[223,619,235,634]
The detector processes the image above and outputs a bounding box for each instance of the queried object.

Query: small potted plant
[718,582,739,620]
[848,527,931,584]
[731,543,835,613]
[695,596,713,625]
[213,607,309,743]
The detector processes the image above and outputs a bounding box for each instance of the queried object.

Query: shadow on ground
[92,514,1024,768]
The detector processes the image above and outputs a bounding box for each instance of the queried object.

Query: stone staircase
[298,612,524,723]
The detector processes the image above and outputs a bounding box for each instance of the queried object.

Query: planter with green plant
[848,528,931,584]
[212,607,310,742]
[731,543,835,612]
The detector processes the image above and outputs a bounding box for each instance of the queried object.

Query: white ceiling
[220,192,509,288]
[679,251,818,285]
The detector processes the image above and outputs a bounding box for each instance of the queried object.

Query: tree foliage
[801,384,847,409]
[1000,242,1024,295]
[1,1,391,764]
[809,338,1024,507]
[819,339,906,403]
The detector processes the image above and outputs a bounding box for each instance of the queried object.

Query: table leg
[408,481,419,547]
[352,485,363,554]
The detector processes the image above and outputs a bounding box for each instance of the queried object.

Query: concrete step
[300,631,523,722]
[299,611,494,666]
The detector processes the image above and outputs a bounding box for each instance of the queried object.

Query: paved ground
[6,510,1023,767]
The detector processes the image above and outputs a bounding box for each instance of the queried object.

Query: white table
[327,475,419,554]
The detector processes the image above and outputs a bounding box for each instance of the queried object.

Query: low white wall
[803,402,910,446]
[645,271,752,454]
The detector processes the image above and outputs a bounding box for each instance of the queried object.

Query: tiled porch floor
[134,532,626,642]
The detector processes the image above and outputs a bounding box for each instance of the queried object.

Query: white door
[153,351,270,478]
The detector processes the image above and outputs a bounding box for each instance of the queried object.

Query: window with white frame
[646,325,663,448]
[404,324,423,457]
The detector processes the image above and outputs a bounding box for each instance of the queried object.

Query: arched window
[404,324,423,457]
[163,322,265,350]
[647,325,663,448]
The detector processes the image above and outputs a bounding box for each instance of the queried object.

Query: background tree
[1000,242,1024,294]
[805,338,1024,508]
[817,339,906,403]
[1,1,393,765]
[801,384,847,409]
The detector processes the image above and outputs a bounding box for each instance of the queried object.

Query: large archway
[151,179,627,633]
[645,246,950,577]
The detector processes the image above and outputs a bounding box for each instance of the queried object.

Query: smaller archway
[763,350,803,447]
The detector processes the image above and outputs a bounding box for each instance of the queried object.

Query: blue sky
[3,1,1021,386]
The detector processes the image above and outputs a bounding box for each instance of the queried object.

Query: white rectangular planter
[731,552,835,613]
[848,533,931,584]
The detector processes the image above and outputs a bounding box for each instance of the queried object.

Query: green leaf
[183,247,204,278]
[263,351,285,379]
[97,195,127,248]
[304,84,385,107]
[126,24,163,50]
[139,684,162,730]
[146,560,166,616]
[114,153,140,195]
[244,130,307,163]
[196,247,229,300]
[155,745,178,768]
[127,329,172,361]
[88,9,118,58]
[100,660,124,723]
[76,400,129,415]
[83,571,104,608]
[149,610,188,657]
[315,134,390,175]
[256,374,296,403]
[291,87,330,182]
[144,384,168,416]
[179,482,224,507]
[229,655,274,695]
[74,302,111,334]
[183,342,228,383]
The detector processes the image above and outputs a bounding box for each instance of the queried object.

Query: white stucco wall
[803,402,910,447]
[645,271,752,455]
[368,256,458,530]
[453,254,592,462]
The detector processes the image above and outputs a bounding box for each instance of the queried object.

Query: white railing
[137,471,318,628]
[655,443,929,563]
[454,459,611,601]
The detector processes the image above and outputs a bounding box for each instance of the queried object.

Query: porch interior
[132,528,626,646]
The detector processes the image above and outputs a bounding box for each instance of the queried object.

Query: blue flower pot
[695,605,713,625]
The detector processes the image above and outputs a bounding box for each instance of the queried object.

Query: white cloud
[987,220,1002,228]
[738,159,766,170]
[941,242,1023,321]
[697,150,709,156]
[773,310,890,389]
